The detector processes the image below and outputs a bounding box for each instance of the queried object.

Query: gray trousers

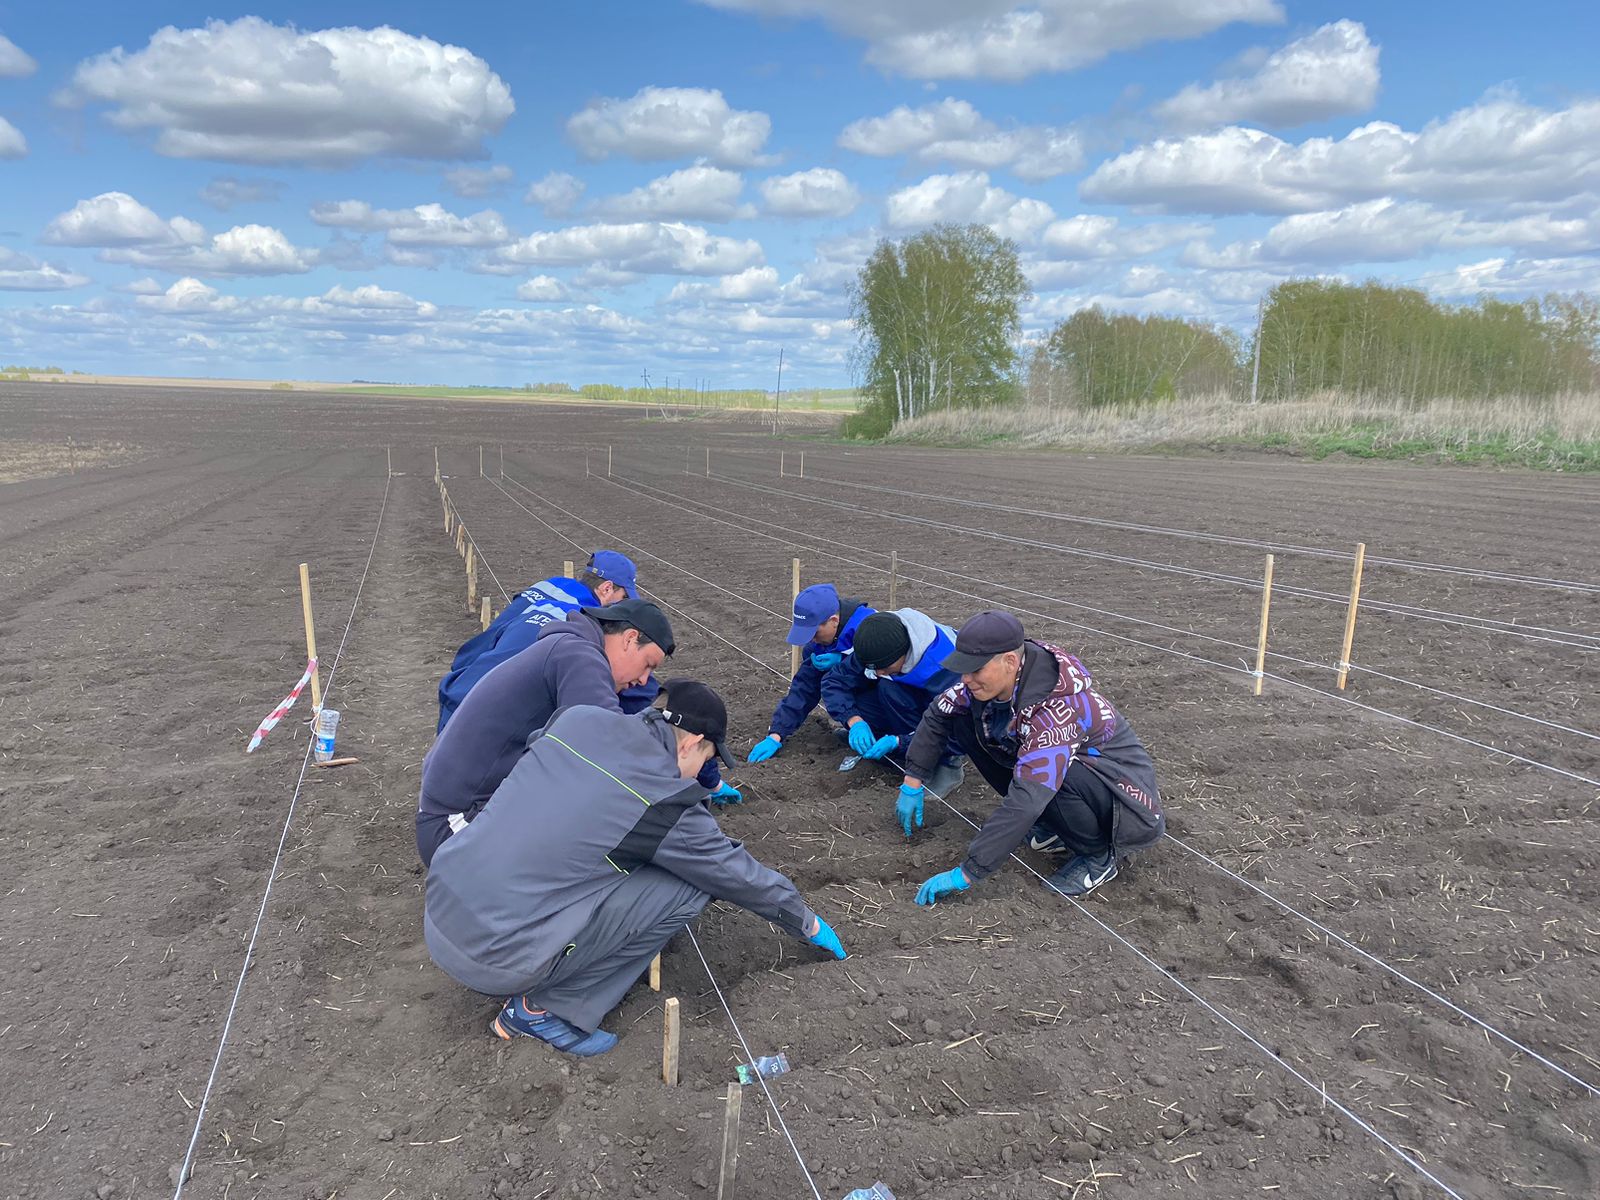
[527,866,709,1031]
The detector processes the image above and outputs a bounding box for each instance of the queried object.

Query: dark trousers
[1037,761,1117,857]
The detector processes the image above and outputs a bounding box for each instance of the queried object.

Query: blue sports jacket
[766,600,873,738]
[822,608,960,749]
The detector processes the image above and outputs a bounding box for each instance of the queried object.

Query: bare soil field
[1,381,1596,1200]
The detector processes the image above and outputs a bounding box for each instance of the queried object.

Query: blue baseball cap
[787,583,840,646]
[586,549,638,599]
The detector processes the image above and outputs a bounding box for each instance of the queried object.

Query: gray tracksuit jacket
[424,705,814,996]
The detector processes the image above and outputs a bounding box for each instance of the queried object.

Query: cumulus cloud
[491,220,765,276]
[445,164,514,198]
[838,98,1082,181]
[0,115,26,159]
[1038,214,1210,260]
[593,165,751,221]
[516,275,571,301]
[1156,20,1379,131]
[666,265,781,303]
[309,200,510,247]
[44,192,207,247]
[525,171,586,217]
[60,17,514,165]
[1083,93,1600,215]
[43,191,314,275]
[136,276,439,321]
[0,33,36,78]
[0,248,91,291]
[885,171,1054,240]
[694,1,1283,82]
[200,176,285,211]
[759,168,861,218]
[567,87,772,165]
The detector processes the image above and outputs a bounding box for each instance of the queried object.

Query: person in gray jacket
[424,680,848,1056]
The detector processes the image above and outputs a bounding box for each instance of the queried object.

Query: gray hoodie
[424,704,814,996]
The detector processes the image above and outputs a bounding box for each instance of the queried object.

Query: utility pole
[1249,297,1265,405]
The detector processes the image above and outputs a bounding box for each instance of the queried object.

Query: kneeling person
[905,611,1163,904]
[747,583,875,764]
[423,680,847,1056]
[822,608,960,763]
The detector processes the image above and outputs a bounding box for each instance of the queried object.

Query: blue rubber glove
[810,651,842,669]
[915,866,969,907]
[862,733,899,760]
[709,781,743,805]
[746,735,781,764]
[896,783,925,837]
[847,720,877,755]
[806,915,847,959]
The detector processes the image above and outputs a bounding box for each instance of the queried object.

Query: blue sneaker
[1044,849,1118,897]
[491,995,618,1056]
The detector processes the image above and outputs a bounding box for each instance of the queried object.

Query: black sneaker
[1027,822,1067,854]
[1044,849,1118,897]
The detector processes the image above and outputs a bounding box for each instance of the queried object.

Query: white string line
[603,472,1600,765]
[779,467,1600,596]
[571,471,1599,1101]
[1347,662,1599,743]
[683,927,825,1200]
[174,470,392,1199]
[701,471,1600,651]
[1159,832,1598,1097]
[440,480,512,603]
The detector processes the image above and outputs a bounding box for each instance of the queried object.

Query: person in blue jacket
[437,550,639,733]
[746,583,874,764]
[821,608,966,793]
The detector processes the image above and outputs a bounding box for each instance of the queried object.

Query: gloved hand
[746,734,781,764]
[709,781,743,805]
[810,651,842,669]
[806,914,847,959]
[914,866,969,907]
[896,782,924,837]
[847,720,878,755]
[862,733,899,760]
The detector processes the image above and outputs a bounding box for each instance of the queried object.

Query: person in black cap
[901,610,1164,902]
[417,598,685,866]
[425,679,848,1056]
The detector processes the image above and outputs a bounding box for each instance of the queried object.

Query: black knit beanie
[852,613,912,670]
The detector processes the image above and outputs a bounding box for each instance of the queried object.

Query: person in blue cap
[436,550,640,733]
[745,582,875,764]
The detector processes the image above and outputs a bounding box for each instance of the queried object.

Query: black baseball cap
[581,598,676,656]
[660,679,731,765]
[942,610,1025,674]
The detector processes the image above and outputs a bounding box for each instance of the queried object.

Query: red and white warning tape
[246,658,317,753]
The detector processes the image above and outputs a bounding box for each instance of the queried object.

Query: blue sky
[1,1,1597,386]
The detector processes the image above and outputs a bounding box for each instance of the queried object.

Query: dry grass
[887,391,1600,468]
[0,439,148,483]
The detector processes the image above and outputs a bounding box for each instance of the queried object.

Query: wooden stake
[716,1082,743,1200]
[480,594,493,632]
[563,559,575,579]
[888,550,898,609]
[298,562,322,711]
[663,997,681,1086]
[1252,553,1275,697]
[705,447,710,476]
[434,445,440,481]
[479,444,484,477]
[1336,542,1367,690]
[608,444,613,476]
[779,450,785,477]
[798,450,804,478]
[499,445,504,478]
[790,558,802,675]
[386,444,391,478]
[466,543,477,609]
[649,953,662,991]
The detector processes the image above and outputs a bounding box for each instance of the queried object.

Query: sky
[1,1,1598,387]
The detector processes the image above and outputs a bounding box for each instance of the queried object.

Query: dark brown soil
[1,382,1596,1200]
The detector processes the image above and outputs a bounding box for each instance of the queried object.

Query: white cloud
[838,98,1082,181]
[60,17,514,165]
[309,200,510,247]
[516,275,571,301]
[44,192,207,247]
[885,171,1054,240]
[136,277,439,321]
[695,1,1283,82]
[525,171,586,217]
[445,164,514,198]
[0,248,90,291]
[759,168,861,218]
[1083,93,1600,215]
[0,33,36,78]
[200,176,285,210]
[667,266,781,303]
[117,278,166,295]
[566,87,772,166]
[43,191,314,275]
[492,221,765,277]
[594,165,751,221]
[1156,20,1379,131]
[1424,255,1600,300]
[1039,214,1210,260]
[0,116,26,159]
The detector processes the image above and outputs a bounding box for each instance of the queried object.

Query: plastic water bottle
[735,1053,790,1084]
[313,708,340,762]
[841,1184,895,1200]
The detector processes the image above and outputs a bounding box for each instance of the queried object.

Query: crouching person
[904,611,1164,905]
[423,680,847,1056]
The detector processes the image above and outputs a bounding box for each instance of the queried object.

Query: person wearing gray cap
[900,610,1163,902]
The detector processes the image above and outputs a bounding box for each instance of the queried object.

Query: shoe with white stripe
[1043,849,1118,897]
[1027,822,1067,854]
